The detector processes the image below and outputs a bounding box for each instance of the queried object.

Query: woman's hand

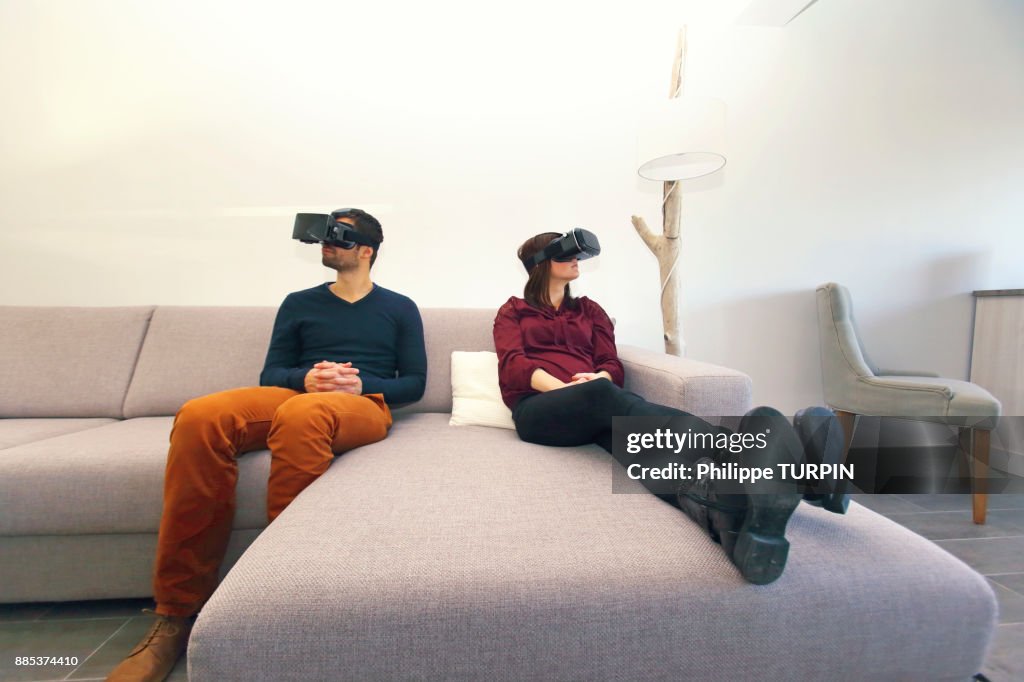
[532,369,612,392]
[570,371,613,384]
[531,368,574,392]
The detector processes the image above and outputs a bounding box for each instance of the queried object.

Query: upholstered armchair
[815,282,1001,523]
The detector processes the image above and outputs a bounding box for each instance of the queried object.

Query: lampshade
[637,96,726,181]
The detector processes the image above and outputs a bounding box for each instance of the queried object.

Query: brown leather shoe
[106,609,193,682]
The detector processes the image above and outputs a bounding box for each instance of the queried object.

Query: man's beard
[322,253,357,272]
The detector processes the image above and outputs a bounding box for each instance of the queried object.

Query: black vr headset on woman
[521,228,601,272]
[292,209,381,249]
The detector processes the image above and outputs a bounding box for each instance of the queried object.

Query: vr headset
[292,210,381,249]
[521,228,601,272]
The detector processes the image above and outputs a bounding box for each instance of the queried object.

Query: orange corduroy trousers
[152,386,392,617]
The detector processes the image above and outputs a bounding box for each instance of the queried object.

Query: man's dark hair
[336,208,383,268]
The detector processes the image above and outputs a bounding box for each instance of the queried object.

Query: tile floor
[0,600,187,681]
[2,492,1023,681]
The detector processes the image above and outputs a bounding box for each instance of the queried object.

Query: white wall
[1,0,1021,413]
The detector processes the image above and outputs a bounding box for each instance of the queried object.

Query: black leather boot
[675,457,732,542]
[794,407,850,514]
[676,408,805,585]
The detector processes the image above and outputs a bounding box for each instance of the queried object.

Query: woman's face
[548,257,579,282]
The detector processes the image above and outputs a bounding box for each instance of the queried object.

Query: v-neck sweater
[259,282,427,405]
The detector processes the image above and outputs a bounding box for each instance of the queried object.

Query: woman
[493,231,846,585]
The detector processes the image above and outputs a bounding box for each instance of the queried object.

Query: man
[108,208,427,682]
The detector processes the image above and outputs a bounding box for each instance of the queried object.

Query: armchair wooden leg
[827,410,858,510]
[971,429,990,525]
[835,410,857,460]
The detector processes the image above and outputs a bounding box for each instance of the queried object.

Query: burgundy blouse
[493,296,625,409]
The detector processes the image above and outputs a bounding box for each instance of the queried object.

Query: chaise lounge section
[0,305,997,680]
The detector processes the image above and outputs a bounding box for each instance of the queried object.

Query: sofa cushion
[0,418,116,450]
[0,306,153,418]
[189,413,996,682]
[449,351,515,429]
[0,418,270,536]
[123,306,277,418]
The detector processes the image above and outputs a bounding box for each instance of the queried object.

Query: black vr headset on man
[521,228,601,272]
[292,209,381,250]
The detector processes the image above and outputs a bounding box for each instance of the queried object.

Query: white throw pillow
[449,351,516,430]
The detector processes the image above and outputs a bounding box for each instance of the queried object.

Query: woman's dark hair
[335,208,383,267]
[517,233,577,311]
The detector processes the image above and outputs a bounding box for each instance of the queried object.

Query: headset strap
[336,227,380,247]
[521,234,567,271]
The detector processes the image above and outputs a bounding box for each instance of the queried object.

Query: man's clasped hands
[304,361,362,394]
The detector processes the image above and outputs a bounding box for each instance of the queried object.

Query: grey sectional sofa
[0,305,998,681]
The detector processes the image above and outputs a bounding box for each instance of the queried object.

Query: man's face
[321,217,364,272]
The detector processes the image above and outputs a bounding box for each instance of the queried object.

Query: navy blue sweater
[259,283,427,405]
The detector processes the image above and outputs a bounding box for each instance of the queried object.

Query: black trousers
[512,379,726,502]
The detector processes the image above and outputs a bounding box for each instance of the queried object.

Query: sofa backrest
[0,306,154,418]
[397,308,497,414]
[123,306,278,418]
[0,304,501,418]
[122,306,498,416]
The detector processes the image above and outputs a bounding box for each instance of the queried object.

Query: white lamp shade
[637,96,726,181]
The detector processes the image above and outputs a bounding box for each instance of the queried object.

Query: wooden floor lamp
[632,27,726,356]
